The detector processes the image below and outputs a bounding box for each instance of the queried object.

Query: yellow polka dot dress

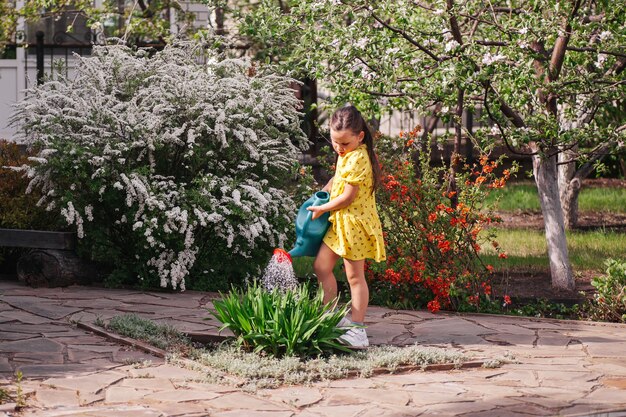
[323,144,386,262]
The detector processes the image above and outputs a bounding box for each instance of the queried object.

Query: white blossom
[445,40,460,52]
[482,52,507,66]
[85,205,94,221]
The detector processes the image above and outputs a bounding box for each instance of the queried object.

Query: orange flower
[476,176,486,184]
[406,139,415,147]
[428,212,438,223]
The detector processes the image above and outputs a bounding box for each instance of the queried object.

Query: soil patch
[491,269,596,304]
[495,210,626,231]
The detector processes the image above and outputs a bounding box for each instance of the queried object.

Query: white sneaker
[337,316,352,328]
[338,327,369,348]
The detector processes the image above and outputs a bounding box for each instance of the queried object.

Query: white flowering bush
[11,42,309,290]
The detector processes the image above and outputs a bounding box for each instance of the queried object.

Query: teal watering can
[287,191,331,258]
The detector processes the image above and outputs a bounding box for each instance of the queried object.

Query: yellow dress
[323,144,386,262]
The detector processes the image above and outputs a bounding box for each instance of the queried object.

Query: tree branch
[363,90,407,97]
[446,0,463,44]
[473,41,626,59]
[548,0,583,82]
[573,141,615,181]
[482,86,537,156]
[566,46,626,59]
[581,13,605,23]
[370,12,440,62]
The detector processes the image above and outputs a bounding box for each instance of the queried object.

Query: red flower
[427,299,441,313]
[503,295,512,305]
[438,240,451,253]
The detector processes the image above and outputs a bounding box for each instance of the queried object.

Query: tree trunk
[560,179,581,229]
[17,249,97,288]
[447,89,464,209]
[532,152,575,291]
[558,146,580,229]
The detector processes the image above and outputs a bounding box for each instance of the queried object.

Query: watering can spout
[287,191,331,258]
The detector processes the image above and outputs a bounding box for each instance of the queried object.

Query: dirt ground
[491,178,626,302]
[491,269,597,303]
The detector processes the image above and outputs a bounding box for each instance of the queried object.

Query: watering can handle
[301,209,314,236]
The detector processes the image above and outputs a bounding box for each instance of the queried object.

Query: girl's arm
[308,183,359,220]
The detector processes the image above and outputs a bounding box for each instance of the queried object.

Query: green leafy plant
[103,313,190,351]
[586,259,626,323]
[507,298,580,320]
[211,282,352,358]
[15,371,25,410]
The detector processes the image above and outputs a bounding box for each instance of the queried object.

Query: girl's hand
[307,205,326,220]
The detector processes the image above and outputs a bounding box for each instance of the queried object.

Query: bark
[559,141,615,228]
[532,151,575,290]
[17,249,97,288]
[447,88,464,209]
[558,146,580,229]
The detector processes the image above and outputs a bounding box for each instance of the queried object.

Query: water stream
[261,248,298,292]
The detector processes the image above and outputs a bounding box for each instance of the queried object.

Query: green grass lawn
[480,228,626,271]
[484,182,626,213]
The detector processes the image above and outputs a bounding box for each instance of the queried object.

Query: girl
[307,105,386,347]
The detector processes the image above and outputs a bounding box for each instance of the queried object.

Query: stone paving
[1,279,626,416]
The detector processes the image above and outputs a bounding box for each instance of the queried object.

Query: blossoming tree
[11,42,309,290]
[0,0,197,52]
[211,0,626,291]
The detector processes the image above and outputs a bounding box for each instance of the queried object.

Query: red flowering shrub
[367,131,515,313]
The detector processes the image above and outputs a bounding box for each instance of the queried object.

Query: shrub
[586,259,626,323]
[0,140,60,230]
[0,140,63,270]
[10,42,309,290]
[211,282,351,358]
[368,130,514,312]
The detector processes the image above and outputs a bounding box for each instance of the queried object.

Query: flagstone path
[1,280,626,416]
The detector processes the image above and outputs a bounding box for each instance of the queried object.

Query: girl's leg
[313,243,340,304]
[343,258,368,323]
